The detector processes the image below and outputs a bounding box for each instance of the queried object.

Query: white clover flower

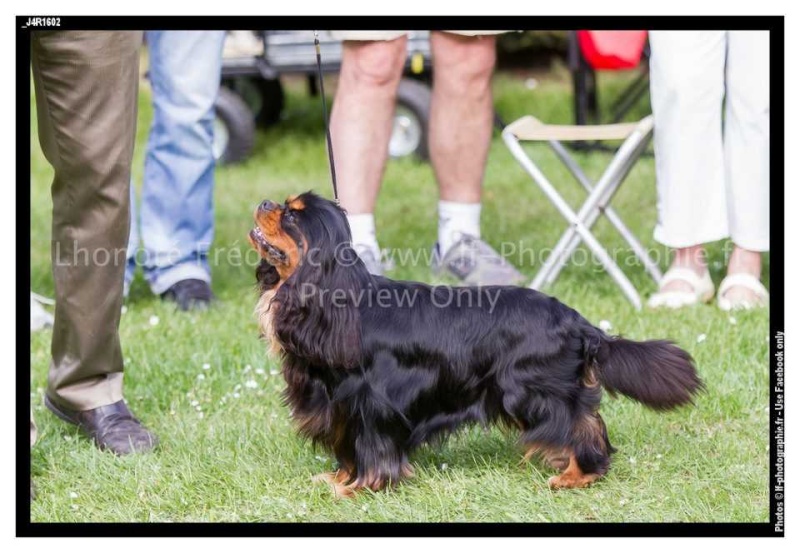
[696,333,707,343]
[149,315,160,326]
[202,363,211,370]
[245,380,258,389]
[598,320,613,332]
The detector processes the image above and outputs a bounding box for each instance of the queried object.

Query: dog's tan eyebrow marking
[287,195,306,211]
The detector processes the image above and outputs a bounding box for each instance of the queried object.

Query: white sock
[347,213,380,258]
[438,200,481,254]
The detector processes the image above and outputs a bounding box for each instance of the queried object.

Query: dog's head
[249,191,364,368]
[249,191,359,289]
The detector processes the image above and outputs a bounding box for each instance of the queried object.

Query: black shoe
[160,279,214,311]
[45,396,158,455]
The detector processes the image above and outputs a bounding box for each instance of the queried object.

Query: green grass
[29,64,770,523]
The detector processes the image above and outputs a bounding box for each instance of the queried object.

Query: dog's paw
[312,471,357,499]
[547,472,599,490]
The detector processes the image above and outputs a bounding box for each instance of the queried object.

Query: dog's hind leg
[548,412,613,490]
[522,442,570,470]
[515,396,574,471]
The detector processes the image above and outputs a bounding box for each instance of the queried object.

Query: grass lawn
[28,61,771,523]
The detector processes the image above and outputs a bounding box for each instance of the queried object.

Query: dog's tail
[582,323,703,411]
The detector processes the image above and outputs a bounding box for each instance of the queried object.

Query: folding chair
[502,115,661,310]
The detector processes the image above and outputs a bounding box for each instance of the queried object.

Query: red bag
[577,30,648,70]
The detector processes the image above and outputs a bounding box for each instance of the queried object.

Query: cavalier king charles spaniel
[248,192,702,498]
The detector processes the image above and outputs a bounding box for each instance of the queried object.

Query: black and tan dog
[249,191,702,498]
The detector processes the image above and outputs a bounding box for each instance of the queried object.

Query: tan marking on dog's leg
[312,468,358,499]
[548,454,600,489]
[521,442,570,470]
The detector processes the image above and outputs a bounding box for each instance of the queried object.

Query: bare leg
[330,37,408,215]
[429,32,496,203]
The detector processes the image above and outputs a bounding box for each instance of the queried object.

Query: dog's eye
[284,211,296,223]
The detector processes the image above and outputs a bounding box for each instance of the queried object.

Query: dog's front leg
[315,426,410,498]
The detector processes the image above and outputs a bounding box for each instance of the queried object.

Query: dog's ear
[273,244,365,369]
[256,259,280,292]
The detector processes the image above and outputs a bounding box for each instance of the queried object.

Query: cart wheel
[213,86,256,165]
[390,78,431,160]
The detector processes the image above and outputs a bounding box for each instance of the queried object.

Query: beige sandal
[717,273,769,311]
[647,267,715,309]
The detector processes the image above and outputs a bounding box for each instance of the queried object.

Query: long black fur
[257,192,703,490]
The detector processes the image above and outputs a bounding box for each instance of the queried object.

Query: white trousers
[649,31,770,252]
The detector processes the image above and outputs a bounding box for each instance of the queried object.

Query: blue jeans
[126,31,226,295]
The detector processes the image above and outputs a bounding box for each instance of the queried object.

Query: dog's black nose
[259,200,278,212]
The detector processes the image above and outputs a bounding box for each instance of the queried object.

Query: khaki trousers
[31,31,143,411]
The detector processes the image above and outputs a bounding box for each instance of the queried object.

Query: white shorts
[329,31,509,41]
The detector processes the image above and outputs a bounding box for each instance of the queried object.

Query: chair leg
[543,195,662,287]
[531,224,576,290]
[573,224,643,310]
[543,137,661,286]
[533,218,642,309]
[503,130,647,309]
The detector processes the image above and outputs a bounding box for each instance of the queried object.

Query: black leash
[313,31,339,205]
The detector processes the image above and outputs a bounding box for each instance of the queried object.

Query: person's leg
[647,31,727,302]
[31,29,152,416]
[329,33,408,270]
[429,32,496,200]
[721,31,770,306]
[33,31,157,453]
[427,32,523,286]
[124,180,139,297]
[140,31,225,306]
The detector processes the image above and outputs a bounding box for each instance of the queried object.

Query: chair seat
[504,115,653,142]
